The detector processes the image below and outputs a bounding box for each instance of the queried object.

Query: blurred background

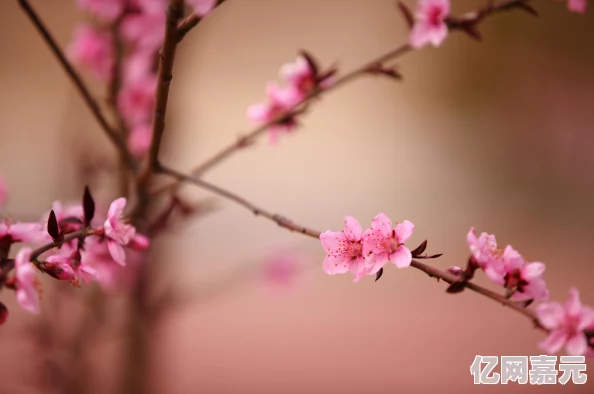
[1,0,593,393]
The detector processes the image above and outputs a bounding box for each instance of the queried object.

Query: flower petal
[539,330,569,354]
[536,302,565,330]
[343,216,362,242]
[322,254,348,275]
[395,220,414,243]
[565,333,588,356]
[370,213,392,237]
[390,246,412,268]
[107,240,126,266]
[320,230,346,254]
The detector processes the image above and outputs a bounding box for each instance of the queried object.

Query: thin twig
[17,0,138,171]
[152,0,532,197]
[177,0,228,40]
[158,163,544,332]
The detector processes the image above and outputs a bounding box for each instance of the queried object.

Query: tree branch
[158,163,545,332]
[17,0,138,171]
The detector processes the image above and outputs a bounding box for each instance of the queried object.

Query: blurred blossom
[123,50,155,83]
[118,74,158,126]
[128,123,153,158]
[537,287,594,356]
[76,0,125,22]
[14,247,39,315]
[409,0,450,49]
[104,198,140,266]
[261,252,301,293]
[120,11,166,52]
[556,0,588,14]
[67,24,114,82]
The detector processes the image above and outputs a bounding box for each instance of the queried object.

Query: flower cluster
[247,52,334,144]
[409,0,450,49]
[69,0,217,158]
[0,182,149,324]
[320,214,414,282]
[537,288,594,356]
[466,228,549,301]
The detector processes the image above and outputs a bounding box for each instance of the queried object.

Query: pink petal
[521,262,546,280]
[536,302,565,330]
[247,103,272,123]
[428,24,449,47]
[565,333,588,356]
[349,257,369,279]
[566,287,583,318]
[365,252,389,273]
[390,246,412,268]
[323,254,348,275]
[568,0,587,14]
[370,213,392,237]
[78,265,98,285]
[130,234,150,251]
[501,245,524,271]
[343,216,362,242]
[483,263,506,286]
[8,222,45,243]
[539,330,569,354]
[516,278,549,302]
[578,306,594,331]
[16,287,40,315]
[395,220,414,243]
[107,240,127,266]
[319,231,346,254]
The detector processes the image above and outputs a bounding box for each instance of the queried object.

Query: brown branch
[141,0,185,175]
[158,164,545,332]
[152,1,533,197]
[177,0,227,41]
[17,0,138,171]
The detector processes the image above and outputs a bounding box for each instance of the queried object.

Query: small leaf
[446,281,466,294]
[47,210,61,242]
[411,240,428,257]
[397,1,415,30]
[375,267,384,282]
[83,186,95,225]
[298,49,319,77]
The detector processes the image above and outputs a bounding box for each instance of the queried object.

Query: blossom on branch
[14,247,40,315]
[409,0,450,49]
[320,214,415,282]
[67,24,114,82]
[104,198,149,266]
[537,287,594,356]
[0,220,45,245]
[362,214,414,270]
[467,228,549,301]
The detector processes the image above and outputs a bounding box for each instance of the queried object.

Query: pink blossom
[247,82,303,144]
[557,0,588,14]
[0,173,6,207]
[81,238,120,291]
[362,213,414,270]
[467,228,549,301]
[14,247,40,314]
[76,0,125,22]
[128,124,153,158]
[0,220,45,244]
[120,11,166,52]
[280,56,316,94]
[123,51,155,83]
[104,198,149,266]
[262,252,300,290]
[67,24,114,82]
[320,216,369,282]
[118,74,158,126]
[45,246,96,285]
[409,0,450,49]
[537,288,594,356]
[187,0,218,17]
